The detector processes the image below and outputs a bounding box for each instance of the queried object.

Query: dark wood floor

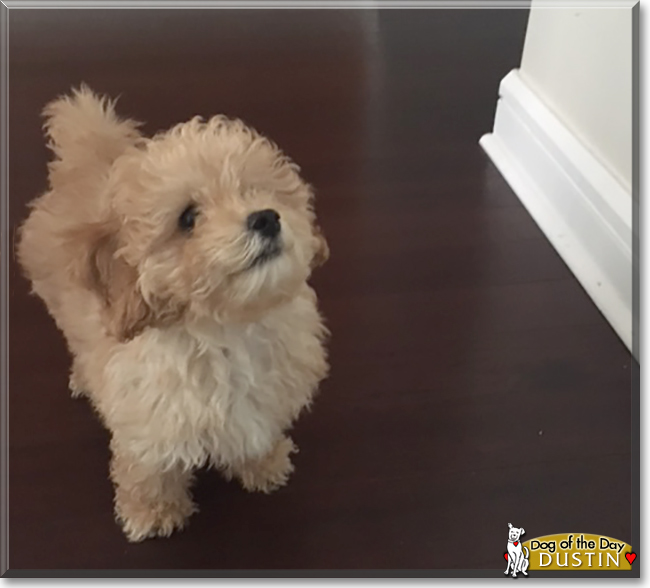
[8,9,633,572]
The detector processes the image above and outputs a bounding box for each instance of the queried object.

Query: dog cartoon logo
[504,523,529,578]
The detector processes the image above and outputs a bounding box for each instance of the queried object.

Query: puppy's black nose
[247,209,281,238]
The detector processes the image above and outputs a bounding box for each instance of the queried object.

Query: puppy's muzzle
[244,208,283,271]
[247,209,281,239]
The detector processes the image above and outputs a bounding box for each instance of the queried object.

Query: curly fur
[17,86,329,542]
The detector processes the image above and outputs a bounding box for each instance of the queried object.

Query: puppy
[17,87,330,542]
[505,523,529,577]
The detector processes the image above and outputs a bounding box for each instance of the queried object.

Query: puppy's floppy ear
[304,190,329,270]
[508,523,513,529]
[65,221,183,342]
[310,222,329,269]
[520,528,525,536]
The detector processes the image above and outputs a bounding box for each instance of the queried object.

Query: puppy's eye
[178,204,198,232]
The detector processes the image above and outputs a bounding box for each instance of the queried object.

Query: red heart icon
[625,552,636,565]
[504,553,508,560]
[514,541,519,546]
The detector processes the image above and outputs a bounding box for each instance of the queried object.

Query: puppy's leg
[110,448,197,542]
[224,436,297,494]
[505,554,512,575]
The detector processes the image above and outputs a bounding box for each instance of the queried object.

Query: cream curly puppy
[17,87,329,542]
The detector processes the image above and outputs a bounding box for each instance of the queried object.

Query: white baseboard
[480,70,632,351]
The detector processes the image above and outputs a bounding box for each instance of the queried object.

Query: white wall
[519,4,633,192]
[480,2,635,351]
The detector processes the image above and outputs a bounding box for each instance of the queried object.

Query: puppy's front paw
[231,437,297,494]
[115,495,197,543]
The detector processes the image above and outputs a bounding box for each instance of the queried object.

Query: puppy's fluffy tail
[43,85,142,191]
[17,87,142,314]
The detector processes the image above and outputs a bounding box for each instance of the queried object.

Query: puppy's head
[73,116,328,341]
[508,523,525,542]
